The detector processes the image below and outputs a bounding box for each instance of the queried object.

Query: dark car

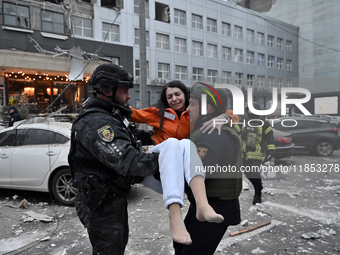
[272,117,340,156]
[272,128,295,160]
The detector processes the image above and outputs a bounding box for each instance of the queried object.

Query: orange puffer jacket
[130,106,190,145]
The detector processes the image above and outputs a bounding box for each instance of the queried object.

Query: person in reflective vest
[235,102,275,204]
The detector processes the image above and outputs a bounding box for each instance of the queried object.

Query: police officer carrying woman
[68,64,159,255]
[174,83,243,255]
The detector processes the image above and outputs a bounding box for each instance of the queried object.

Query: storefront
[5,72,88,114]
[0,42,133,116]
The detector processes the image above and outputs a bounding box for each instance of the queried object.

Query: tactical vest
[68,107,134,194]
[190,125,243,200]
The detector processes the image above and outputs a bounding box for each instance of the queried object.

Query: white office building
[0,0,298,112]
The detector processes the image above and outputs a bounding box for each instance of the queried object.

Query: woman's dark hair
[154,80,189,131]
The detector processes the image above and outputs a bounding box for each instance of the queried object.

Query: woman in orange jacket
[130,82,190,144]
[130,81,238,245]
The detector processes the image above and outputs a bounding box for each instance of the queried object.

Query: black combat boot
[252,185,263,205]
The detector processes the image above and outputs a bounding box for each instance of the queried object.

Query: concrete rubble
[0,154,339,254]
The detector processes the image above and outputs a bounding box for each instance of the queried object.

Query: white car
[300,114,340,126]
[0,121,77,206]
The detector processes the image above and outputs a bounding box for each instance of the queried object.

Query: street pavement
[0,152,339,255]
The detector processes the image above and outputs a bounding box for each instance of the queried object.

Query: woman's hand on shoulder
[200,114,228,135]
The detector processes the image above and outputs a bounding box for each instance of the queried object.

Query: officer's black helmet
[190,82,228,114]
[89,64,134,92]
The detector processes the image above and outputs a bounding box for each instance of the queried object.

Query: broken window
[155,2,170,23]
[3,2,30,29]
[42,10,64,34]
[101,0,124,9]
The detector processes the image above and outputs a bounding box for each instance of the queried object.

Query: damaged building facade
[0,0,298,114]
[0,0,132,114]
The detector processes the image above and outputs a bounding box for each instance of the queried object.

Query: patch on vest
[246,127,258,148]
[97,125,114,142]
[197,147,208,160]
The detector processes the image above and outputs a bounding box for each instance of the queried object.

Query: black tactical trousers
[75,191,128,255]
[243,159,263,186]
[174,198,240,255]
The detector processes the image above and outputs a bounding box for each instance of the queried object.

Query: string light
[4,72,90,83]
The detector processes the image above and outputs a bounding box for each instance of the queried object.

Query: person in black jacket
[8,106,22,127]
[174,83,243,255]
[68,64,159,255]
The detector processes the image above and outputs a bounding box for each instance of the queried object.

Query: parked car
[271,128,295,160]
[300,114,340,127]
[330,116,340,127]
[0,121,76,205]
[272,117,340,156]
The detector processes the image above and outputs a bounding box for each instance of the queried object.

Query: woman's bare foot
[189,176,224,223]
[168,203,192,245]
[196,204,224,223]
[170,218,192,245]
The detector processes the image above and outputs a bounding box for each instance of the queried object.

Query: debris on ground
[24,211,53,222]
[229,221,271,237]
[251,247,266,254]
[301,232,320,239]
[19,199,29,209]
